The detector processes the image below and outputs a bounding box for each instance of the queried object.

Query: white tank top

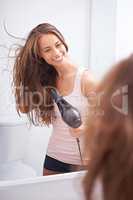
[47,68,88,165]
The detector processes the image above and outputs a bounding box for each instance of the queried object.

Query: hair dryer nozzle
[50,88,82,128]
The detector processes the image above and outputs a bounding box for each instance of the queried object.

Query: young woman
[13,23,95,175]
[83,55,133,200]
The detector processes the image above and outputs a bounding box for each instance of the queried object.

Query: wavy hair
[13,23,68,125]
[83,55,133,200]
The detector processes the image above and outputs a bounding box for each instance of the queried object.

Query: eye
[43,48,51,53]
[56,43,62,48]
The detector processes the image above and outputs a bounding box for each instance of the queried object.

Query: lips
[53,55,63,62]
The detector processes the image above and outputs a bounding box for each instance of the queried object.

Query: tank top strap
[73,67,87,93]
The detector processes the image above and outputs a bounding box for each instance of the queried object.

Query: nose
[52,48,61,58]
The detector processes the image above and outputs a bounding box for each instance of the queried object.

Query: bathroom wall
[90,0,117,80]
[115,0,133,60]
[90,0,133,79]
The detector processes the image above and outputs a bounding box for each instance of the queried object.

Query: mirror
[0,0,118,180]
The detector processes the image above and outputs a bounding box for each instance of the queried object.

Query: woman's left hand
[69,124,85,138]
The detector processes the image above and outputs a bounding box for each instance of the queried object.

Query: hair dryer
[50,88,82,128]
[50,88,83,165]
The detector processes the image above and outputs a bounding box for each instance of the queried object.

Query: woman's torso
[47,68,89,165]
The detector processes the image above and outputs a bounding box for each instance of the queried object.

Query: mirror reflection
[1,0,133,199]
[0,0,94,181]
[1,1,132,199]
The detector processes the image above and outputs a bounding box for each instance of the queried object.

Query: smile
[53,55,63,62]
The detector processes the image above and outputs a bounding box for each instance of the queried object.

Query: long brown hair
[13,23,68,125]
[83,55,133,200]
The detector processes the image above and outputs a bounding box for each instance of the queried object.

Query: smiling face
[38,33,67,66]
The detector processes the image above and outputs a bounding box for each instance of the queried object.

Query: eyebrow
[42,41,61,50]
[43,46,50,50]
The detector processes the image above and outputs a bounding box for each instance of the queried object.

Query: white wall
[90,0,133,80]
[23,125,52,175]
[116,0,133,60]
[90,0,117,80]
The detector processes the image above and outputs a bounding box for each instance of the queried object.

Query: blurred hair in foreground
[83,54,133,200]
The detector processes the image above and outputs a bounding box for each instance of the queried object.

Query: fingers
[69,124,84,138]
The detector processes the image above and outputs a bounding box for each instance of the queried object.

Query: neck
[57,64,78,80]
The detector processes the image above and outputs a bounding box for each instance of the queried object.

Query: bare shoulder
[81,69,97,96]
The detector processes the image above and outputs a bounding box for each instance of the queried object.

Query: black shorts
[43,155,80,173]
